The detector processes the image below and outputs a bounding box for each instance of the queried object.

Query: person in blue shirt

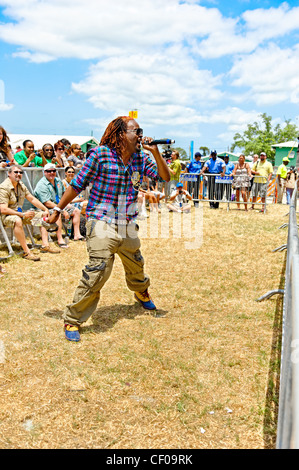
[187,152,203,174]
[186,152,204,202]
[199,150,225,208]
[223,154,235,201]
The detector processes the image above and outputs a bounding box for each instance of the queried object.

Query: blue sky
[0,0,299,155]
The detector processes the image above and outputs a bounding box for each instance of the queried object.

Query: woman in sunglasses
[54,141,67,167]
[41,143,56,165]
[62,167,88,215]
[67,144,83,168]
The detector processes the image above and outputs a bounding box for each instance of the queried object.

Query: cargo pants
[62,218,150,327]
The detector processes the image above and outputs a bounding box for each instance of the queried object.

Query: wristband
[53,206,63,213]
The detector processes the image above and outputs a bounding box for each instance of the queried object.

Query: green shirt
[14,150,43,167]
[169,159,181,181]
[34,176,64,205]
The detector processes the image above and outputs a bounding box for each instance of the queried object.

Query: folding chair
[0,217,41,260]
[0,218,15,260]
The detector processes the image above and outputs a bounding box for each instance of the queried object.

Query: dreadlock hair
[0,126,10,156]
[100,116,133,156]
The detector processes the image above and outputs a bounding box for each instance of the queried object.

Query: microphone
[145,139,175,145]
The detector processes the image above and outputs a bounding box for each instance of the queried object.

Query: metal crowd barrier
[276,185,299,448]
[0,167,80,210]
[0,167,87,254]
[180,172,277,211]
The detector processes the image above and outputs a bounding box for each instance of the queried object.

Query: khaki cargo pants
[62,218,150,326]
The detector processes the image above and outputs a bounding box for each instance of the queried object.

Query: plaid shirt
[70,146,158,223]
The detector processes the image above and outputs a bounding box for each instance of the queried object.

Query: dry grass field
[0,202,289,449]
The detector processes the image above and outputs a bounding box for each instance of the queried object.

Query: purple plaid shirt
[70,146,158,223]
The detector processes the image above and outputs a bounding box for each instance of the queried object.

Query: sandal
[73,237,86,242]
[23,252,40,261]
[57,243,69,249]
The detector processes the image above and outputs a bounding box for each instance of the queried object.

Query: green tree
[274,119,298,143]
[231,113,299,163]
[199,146,210,156]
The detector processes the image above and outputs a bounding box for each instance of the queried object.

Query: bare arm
[0,202,34,219]
[47,185,78,223]
[232,163,238,176]
[26,193,50,216]
[199,165,207,176]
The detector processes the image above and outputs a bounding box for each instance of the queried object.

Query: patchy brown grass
[0,202,288,448]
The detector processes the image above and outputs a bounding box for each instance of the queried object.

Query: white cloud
[0,0,221,61]
[1,0,298,63]
[242,2,299,40]
[0,0,299,149]
[71,48,224,125]
[0,103,14,111]
[230,43,299,105]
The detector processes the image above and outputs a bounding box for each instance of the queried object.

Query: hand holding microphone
[142,138,175,148]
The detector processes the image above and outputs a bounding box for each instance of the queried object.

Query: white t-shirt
[170,189,191,209]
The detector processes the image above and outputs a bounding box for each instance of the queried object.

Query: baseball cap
[260,152,266,156]
[283,157,290,162]
[194,152,202,158]
[176,182,183,188]
[211,150,217,155]
[44,163,56,171]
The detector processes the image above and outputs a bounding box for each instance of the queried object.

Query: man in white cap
[34,163,85,247]
[276,156,290,203]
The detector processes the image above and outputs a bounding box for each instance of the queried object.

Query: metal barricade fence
[276,185,299,448]
[0,167,88,252]
[180,172,277,211]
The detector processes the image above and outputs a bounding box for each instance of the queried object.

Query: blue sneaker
[64,324,81,342]
[134,289,157,310]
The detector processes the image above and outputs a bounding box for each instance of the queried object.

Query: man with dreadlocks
[48,116,170,341]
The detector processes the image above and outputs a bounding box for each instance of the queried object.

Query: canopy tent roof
[272,140,297,149]
[8,134,100,150]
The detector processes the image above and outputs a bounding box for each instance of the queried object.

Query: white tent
[8,133,100,151]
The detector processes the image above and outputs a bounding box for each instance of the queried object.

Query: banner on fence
[180,173,198,182]
[215,176,233,184]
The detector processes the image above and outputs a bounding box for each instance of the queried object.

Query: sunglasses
[14,171,23,175]
[127,128,143,136]
[45,170,56,174]
[67,171,75,174]
[57,147,64,151]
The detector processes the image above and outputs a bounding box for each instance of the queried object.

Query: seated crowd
[0,128,297,274]
[0,131,89,267]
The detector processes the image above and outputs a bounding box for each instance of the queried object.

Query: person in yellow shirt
[276,157,289,203]
[250,152,273,212]
[166,150,181,200]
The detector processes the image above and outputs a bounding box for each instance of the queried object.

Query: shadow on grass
[83,303,167,334]
[44,303,168,335]
[263,252,286,449]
